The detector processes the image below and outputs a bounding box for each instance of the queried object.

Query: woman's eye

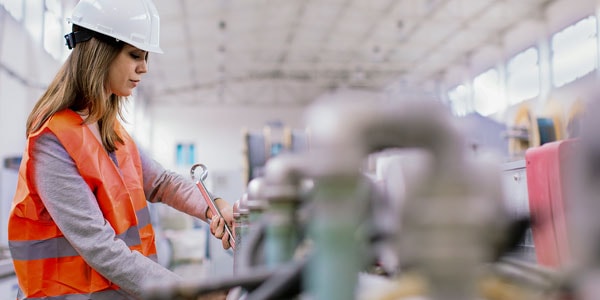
[130,53,140,59]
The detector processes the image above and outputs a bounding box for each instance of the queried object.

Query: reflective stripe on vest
[22,288,136,300]
[9,109,157,298]
[10,207,151,261]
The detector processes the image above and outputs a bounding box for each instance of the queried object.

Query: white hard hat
[66,0,163,53]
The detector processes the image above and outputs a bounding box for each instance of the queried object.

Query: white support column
[537,28,553,105]
[496,56,509,114]
[0,7,5,93]
[465,77,474,115]
[596,1,600,79]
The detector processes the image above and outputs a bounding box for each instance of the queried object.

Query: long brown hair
[26,27,127,152]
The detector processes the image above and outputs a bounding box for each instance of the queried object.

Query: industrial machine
[147,96,600,300]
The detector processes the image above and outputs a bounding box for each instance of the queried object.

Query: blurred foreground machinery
[144,97,595,300]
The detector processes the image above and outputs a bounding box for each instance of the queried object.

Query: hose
[244,257,307,300]
[237,220,267,271]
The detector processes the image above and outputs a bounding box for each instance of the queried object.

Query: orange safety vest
[8,109,157,299]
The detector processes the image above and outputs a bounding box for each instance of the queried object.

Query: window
[447,84,470,116]
[176,143,196,166]
[507,47,540,104]
[472,68,505,116]
[552,15,598,87]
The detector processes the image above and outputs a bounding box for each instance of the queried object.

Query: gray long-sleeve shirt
[28,131,211,299]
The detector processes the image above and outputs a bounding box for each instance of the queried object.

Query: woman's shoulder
[32,130,67,155]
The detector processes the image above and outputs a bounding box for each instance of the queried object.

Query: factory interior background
[1,0,600,299]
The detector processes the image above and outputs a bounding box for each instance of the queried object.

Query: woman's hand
[208,198,234,249]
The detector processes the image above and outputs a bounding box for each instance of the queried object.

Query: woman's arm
[139,148,233,248]
[139,148,210,221]
[32,132,181,298]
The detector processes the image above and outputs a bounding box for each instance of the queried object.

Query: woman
[8,0,232,299]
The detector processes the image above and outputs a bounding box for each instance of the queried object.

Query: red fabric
[526,139,577,268]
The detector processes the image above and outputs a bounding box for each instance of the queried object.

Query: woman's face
[107,45,148,97]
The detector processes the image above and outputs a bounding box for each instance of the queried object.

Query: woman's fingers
[209,217,217,235]
[221,231,231,249]
[210,217,231,249]
[211,217,225,239]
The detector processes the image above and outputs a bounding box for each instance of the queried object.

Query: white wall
[0,8,59,161]
[148,103,306,172]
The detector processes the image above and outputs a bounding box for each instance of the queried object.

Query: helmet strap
[64,30,94,50]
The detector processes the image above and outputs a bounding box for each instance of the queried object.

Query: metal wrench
[191,163,236,249]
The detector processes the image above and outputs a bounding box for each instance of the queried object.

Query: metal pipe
[262,154,306,268]
[244,257,307,300]
[238,191,249,250]
[304,99,466,180]
[237,219,267,273]
[233,199,241,274]
[247,177,268,225]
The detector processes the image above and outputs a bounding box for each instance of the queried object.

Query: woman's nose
[137,60,148,74]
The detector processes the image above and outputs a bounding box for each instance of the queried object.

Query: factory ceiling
[145,0,554,106]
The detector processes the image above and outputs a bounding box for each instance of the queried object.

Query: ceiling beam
[154,68,398,96]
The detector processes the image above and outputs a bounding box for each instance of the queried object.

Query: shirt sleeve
[32,132,182,298]
[138,147,210,222]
